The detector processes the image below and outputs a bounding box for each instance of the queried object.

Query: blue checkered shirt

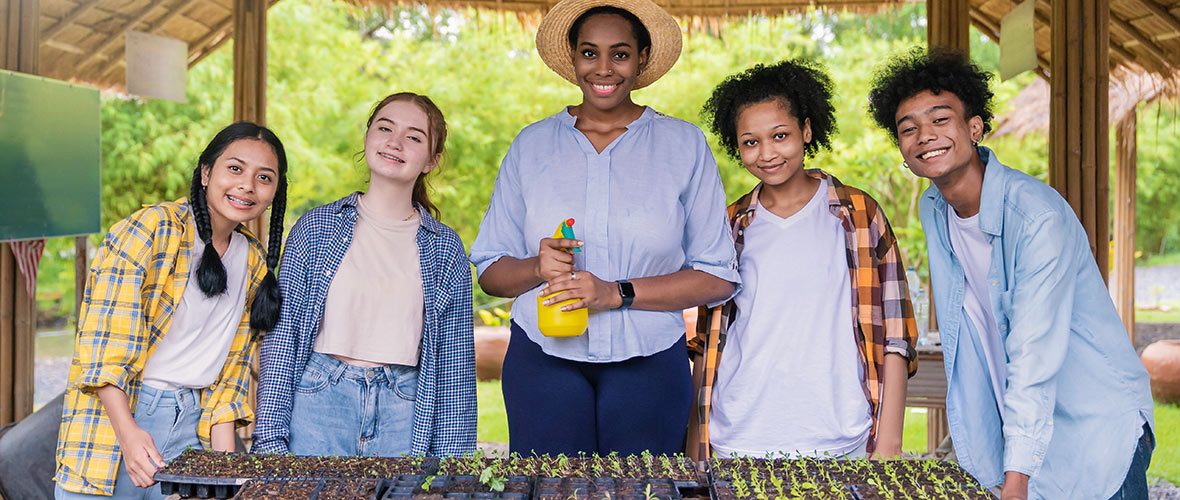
[252,192,477,456]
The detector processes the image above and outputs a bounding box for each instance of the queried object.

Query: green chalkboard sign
[0,69,101,240]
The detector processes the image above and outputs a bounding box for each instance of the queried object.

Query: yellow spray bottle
[537,218,588,337]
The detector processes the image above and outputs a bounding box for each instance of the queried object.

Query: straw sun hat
[535,0,683,90]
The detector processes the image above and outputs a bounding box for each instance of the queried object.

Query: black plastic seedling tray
[229,478,384,499]
[534,477,681,500]
[380,474,533,500]
[155,451,438,498]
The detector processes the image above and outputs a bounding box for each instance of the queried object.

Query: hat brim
[535,0,682,90]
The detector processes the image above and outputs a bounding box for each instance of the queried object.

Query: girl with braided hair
[55,122,288,500]
[252,93,475,457]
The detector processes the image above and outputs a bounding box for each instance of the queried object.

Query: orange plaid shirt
[687,169,918,459]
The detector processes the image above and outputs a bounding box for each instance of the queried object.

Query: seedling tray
[381,474,533,499]
[155,450,437,498]
[438,454,700,486]
[229,478,383,499]
[534,477,681,500]
[707,458,994,500]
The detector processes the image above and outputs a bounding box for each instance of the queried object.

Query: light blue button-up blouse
[470,107,740,363]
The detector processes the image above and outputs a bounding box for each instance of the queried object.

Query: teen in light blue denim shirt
[869,48,1154,500]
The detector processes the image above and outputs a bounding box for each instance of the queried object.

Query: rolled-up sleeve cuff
[252,433,289,454]
[885,339,917,361]
[472,254,507,278]
[77,365,132,393]
[210,400,253,428]
[1003,435,1046,478]
[690,262,742,308]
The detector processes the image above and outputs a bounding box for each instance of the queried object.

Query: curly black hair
[703,58,837,161]
[867,47,995,144]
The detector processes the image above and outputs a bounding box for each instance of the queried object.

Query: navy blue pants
[501,321,692,456]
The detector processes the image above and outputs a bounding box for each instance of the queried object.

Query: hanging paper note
[1000,0,1038,81]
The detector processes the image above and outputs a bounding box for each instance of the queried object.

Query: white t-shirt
[142,225,250,390]
[710,181,872,458]
[948,210,1007,420]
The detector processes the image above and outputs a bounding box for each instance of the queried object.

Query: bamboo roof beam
[43,37,85,54]
[1111,14,1173,69]
[1131,0,1180,37]
[42,0,101,40]
[76,0,170,70]
[94,0,203,77]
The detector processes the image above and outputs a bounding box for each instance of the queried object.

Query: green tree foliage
[32,0,1179,320]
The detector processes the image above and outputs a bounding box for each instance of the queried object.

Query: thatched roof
[992,68,1180,138]
[35,0,1180,90]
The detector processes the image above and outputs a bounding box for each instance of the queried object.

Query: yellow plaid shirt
[55,200,266,495]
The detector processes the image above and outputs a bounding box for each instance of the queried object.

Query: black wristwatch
[616,280,635,309]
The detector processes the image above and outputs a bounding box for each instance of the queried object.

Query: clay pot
[1141,339,1180,405]
[474,326,510,381]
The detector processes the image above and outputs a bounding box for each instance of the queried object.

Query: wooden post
[927,0,971,51]
[0,0,39,426]
[233,0,268,447]
[1050,0,1110,282]
[1112,113,1137,341]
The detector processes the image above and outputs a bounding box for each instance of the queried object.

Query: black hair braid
[249,175,286,331]
[190,166,228,296]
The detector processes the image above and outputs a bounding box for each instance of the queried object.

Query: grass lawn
[1136,304,1180,324]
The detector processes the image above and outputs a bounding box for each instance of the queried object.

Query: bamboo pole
[233,0,269,446]
[1050,0,1110,282]
[0,245,14,425]
[927,0,970,51]
[1113,113,1137,341]
[0,0,39,426]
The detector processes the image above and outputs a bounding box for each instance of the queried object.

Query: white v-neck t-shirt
[142,225,250,390]
[948,210,1007,420]
[710,181,871,458]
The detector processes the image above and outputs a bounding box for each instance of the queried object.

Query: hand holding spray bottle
[537,218,589,337]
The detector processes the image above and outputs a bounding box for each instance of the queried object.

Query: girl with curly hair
[691,59,918,460]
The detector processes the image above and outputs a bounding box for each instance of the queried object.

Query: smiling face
[570,13,649,113]
[201,138,279,228]
[736,99,813,188]
[364,99,439,185]
[894,89,984,183]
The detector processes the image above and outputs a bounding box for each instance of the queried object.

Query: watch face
[618,281,635,297]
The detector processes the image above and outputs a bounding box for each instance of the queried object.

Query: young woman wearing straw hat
[470,0,739,455]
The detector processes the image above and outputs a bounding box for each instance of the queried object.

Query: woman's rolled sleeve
[680,129,740,306]
[470,142,530,277]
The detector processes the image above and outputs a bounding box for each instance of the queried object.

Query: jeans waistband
[138,384,200,413]
[307,351,417,384]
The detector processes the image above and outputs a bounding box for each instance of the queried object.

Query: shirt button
[587,355,596,361]
[991,280,999,287]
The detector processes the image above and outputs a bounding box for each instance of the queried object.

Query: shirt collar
[333,191,441,234]
[556,105,656,129]
[922,145,1005,237]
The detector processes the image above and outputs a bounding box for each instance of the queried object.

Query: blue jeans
[1107,422,1154,500]
[54,385,201,500]
[501,321,693,456]
[288,351,418,456]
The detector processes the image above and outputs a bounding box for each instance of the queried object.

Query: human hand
[535,237,582,283]
[1000,471,1029,500]
[114,421,165,487]
[540,270,622,311]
